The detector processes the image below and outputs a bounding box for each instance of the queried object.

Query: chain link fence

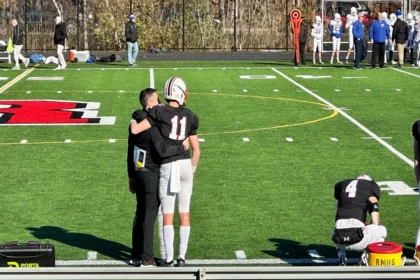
[0,0,305,52]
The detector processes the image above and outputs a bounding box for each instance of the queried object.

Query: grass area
[0,61,419,264]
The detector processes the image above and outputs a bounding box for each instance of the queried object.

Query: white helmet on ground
[407,13,414,21]
[315,15,321,23]
[334,13,341,21]
[357,174,373,181]
[164,77,188,106]
[382,12,388,20]
[351,7,357,16]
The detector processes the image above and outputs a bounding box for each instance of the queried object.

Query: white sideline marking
[235,250,247,259]
[273,89,279,92]
[240,75,276,79]
[342,77,367,79]
[286,137,294,142]
[330,137,338,142]
[77,69,81,71]
[212,90,217,92]
[365,89,371,92]
[87,251,97,260]
[296,75,332,79]
[26,91,31,94]
[56,257,407,266]
[297,89,318,92]
[87,91,93,93]
[109,139,116,143]
[64,139,71,143]
[391,67,420,78]
[243,138,250,142]
[271,68,414,168]
[174,68,178,70]
[57,91,62,94]
[20,140,28,144]
[242,89,248,92]
[119,90,125,93]
[101,68,105,71]
[0,77,9,81]
[396,89,402,92]
[198,138,205,142]
[362,136,392,139]
[323,107,349,111]
[334,89,340,92]
[246,67,250,69]
[149,68,155,88]
[0,68,34,93]
[307,250,322,258]
[27,77,64,81]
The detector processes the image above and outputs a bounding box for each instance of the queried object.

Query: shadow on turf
[26,226,131,260]
[262,238,362,266]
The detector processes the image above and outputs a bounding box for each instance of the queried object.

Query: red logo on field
[0,100,116,125]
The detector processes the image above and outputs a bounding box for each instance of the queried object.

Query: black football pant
[132,170,159,261]
[294,42,306,65]
[371,42,385,68]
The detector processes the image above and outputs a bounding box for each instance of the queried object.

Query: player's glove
[132,109,145,122]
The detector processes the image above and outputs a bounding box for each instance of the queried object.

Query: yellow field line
[0,94,339,145]
[0,68,34,93]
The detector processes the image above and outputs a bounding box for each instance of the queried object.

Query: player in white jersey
[406,13,415,63]
[345,7,358,63]
[413,15,420,67]
[386,13,397,64]
[311,16,324,64]
[330,13,343,64]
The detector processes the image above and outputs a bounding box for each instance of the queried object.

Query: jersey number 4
[169,116,187,140]
[345,180,358,198]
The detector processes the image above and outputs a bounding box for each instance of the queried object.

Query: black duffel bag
[0,241,55,267]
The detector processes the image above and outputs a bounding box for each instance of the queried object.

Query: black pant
[354,39,363,68]
[294,42,306,65]
[371,42,385,68]
[131,170,159,261]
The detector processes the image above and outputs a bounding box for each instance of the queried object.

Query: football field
[0,61,419,265]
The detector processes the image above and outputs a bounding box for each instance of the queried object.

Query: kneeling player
[332,174,387,266]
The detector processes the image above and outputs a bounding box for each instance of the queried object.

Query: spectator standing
[125,15,139,67]
[369,12,391,68]
[392,10,409,67]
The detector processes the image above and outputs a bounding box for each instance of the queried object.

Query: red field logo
[0,100,116,125]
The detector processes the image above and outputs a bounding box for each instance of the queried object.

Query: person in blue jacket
[330,13,343,64]
[353,12,365,69]
[369,12,391,68]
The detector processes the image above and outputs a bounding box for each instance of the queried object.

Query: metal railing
[1,266,420,280]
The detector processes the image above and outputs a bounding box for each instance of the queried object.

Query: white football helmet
[389,13,396,24]
[407,13,414,21]
[164,77,188,105]
[382,12,388,20]
[334,13,341,21]
[357,174,373,181]
[315,16,321,24]
[346,14,352,21]
[351,7,357,16]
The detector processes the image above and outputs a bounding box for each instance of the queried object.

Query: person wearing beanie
[125,14,139,67]
[53,16,67,70]
[392,10,408,67]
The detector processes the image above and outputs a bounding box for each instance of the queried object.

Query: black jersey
[413,120,420,141]
[127,109,185,176]
[334,179,381,223]
[147,105,199,164]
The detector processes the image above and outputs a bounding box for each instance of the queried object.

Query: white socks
[179,226,191,260]
[163,225,174,262]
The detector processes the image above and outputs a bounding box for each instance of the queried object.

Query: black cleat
[176,258,186,267]
[339,255,347,266]
[159,260,174,267]
[141,259,157,267]
[128,258,141,266]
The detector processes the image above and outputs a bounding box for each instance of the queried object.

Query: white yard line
[235,251,247,259]
[149,68,155,88]
[0,68,34,93]
[55,257,414,266]
[271,68,414,168]
[391,67,420,78]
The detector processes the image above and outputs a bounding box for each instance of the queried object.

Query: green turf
[0,62,418,263]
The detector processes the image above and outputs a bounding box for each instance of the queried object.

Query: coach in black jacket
[54,16,67,70]
[11,19,29,70]
[127,88,188,267]
[392,10,408,67]
[125,15,139,67]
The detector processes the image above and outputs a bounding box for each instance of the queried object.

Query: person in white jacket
[311,16,324,64]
